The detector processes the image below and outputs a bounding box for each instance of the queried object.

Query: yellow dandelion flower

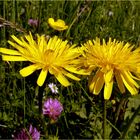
[0,32,88,86]
[81,38,140,100]
[48,18,68,31]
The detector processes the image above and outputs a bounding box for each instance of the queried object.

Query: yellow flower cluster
[0,18,140,100]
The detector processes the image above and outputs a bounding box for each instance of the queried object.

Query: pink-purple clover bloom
[43,98,63,120]
[14,124,40,140]
[28,19,38,27]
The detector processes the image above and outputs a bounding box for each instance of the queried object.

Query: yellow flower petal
[123,71,139,88]
[115,71,125,93]
[62,70,80,81]
[37,69,48,86]
[11,35,24,46]
[38,35,45,52]
[104,79,113,100]
[103,69,114,99]
[93,72,105,95]
[88,70,104,94]
[65,67,90,75]
[88,76,95,93]
[0,48,21,55]
[2,55,27,61]
[57,19,65,25]
[20,64,39,77]
[48,18,54,24]
[104,69,113,83]
[121,73,138,95]
[55,72,71,87]
[8,41,25,53]
[128,71,140,80]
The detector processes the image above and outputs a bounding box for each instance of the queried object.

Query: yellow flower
[81,38,140,100]
[48,18,68,31]
[0,32,88,86]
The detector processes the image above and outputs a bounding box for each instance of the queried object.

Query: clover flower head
[81,38,140,99]
[48,83,58,94]
[48,18,68,31]
[0,32,88,87]
[28,19,38,27]
[14,124,40,140]
[43,98,63,120]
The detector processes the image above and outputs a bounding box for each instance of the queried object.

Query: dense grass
[0,0,140,139]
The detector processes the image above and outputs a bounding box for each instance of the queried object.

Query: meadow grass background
[0,0,140,139]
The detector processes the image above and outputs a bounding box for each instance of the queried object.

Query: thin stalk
[120,105,140,139]
[106,119,121,135]
[79,7,92,35]
[23,79,26,127]
[64,113,73,138]
[77,82,95,106]
[37,0,42,33]
[65,2,88,37]
[2,0,6,40]
[65,16,77,37]
[12,0,16,23]
[103,99,107,139]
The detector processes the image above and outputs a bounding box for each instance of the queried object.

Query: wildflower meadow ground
[0,0,140,139]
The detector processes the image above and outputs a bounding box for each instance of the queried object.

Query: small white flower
[48,83,58,94]
[108,11,113,16]
[0,24,4,27]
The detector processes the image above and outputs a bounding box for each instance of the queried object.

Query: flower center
[42,49,55,68]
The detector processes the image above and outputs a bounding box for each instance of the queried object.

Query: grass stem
[2,0,6,40]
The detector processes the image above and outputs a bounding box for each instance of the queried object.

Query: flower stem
[38,85,45,114]
[103,99,107,139]
[23,79,26,127]
[120,105,140,139]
